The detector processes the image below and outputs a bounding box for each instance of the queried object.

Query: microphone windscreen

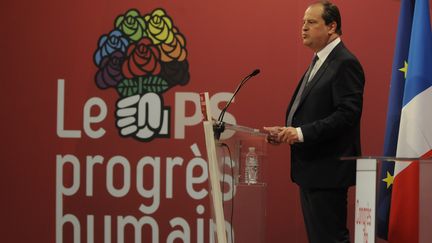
[251,69,261,76]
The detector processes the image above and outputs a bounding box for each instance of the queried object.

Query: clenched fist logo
[116,93,169,141]
[93,8,190,142]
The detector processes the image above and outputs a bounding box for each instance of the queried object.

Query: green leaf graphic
[117,79,138,97]
[140,76,170,93]
[117,76,170,97]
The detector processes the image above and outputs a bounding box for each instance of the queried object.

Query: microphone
[214,69,261,139]
[250,69,260,77]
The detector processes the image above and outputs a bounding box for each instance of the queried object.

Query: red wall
[1,0,404,242]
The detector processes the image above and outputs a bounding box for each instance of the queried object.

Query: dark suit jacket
[285,42,365,188]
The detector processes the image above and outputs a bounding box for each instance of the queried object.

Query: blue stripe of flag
[402,0,432,106]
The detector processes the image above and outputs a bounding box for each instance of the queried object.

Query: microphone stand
[213,69,260,140]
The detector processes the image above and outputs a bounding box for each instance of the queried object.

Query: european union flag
[377,0,414,239]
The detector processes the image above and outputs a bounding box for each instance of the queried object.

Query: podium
[199,93,432,243]
[347,157,432,243]
[200,93,267,243]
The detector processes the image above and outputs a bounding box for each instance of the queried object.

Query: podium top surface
[223,122,267,137]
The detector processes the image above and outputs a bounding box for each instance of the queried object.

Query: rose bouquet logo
[93,8,190,141]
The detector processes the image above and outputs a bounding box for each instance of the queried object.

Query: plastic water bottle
[245,147,259,184]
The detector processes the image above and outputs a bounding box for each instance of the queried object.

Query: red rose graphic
[122,38,161,78]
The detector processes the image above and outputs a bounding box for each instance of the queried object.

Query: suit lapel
[299,42,344,103]
[285,71,307,124]
[300,61,329,101]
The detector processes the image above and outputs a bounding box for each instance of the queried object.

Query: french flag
[388,0,432,242]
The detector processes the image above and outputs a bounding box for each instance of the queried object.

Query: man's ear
[328,21,337,34]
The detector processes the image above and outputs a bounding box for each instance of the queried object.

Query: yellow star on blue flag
[382,171,394,189]
[399,61,408,78]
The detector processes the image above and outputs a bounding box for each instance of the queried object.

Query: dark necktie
[286,55,319,126]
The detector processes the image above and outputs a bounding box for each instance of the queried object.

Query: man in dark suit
[264,1,365,242]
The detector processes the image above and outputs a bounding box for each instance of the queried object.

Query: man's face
[302,4,333,52]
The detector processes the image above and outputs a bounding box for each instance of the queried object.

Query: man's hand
[263,126,283,145]
[278,127,299,144]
